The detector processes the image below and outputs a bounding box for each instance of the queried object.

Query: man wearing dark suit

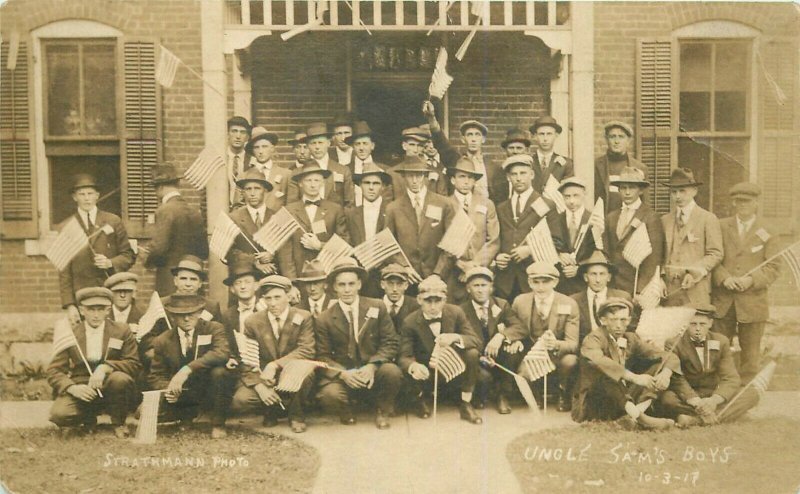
[549,177,598,295]
[572,298,677,429]
[386,125,449,198]
[329,112,355,166]
[380,264,420,331]
[220,256,263,369]
[227,167,278,275]
[399,276,484,424]
[594,121,648,214]
[288,122,354,208]
[460,267,527,414]
[289,129,310,169]
[48,287,140,438]
[712,182,781,381]
[606,167,665,296]
[59,174,135,325]
[494,155,552,301]
[147,294,237,439]
[243,127,291,212]
[231,276,316,433]
[571,251,632,345]
[145,164,208,296]
[226,115,253,208]
[659,304,759,426]
[104,272,144,327]
[295,259,336,317]
[529,116,574,194]
[495,128,533,203]
[278,162,350,280]
[315,259,403,429]
[345,121,395,204]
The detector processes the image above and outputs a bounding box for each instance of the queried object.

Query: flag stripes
[521,340,555,382]
[155,45,180,88]
[428,47,454,99]
[134,390,162,444]
[51,317,78,359]
[136,292,168,341]
[525,219,560,266]
[438,208,476,258]
[353,229,402,270]
[781,242,800,287]
[430,345,466,383]
[623,224,653,268]
[253,207,302,254]
[589,197,605,250]
[184,147,225,190]
[636,266,664,309]
[209,212,243,260]
[542,175,567,214]
[316,234,355,274]
[235,332,261,369]
[750,361,777,397]
[275,359,325,393]
[45,217,89,271]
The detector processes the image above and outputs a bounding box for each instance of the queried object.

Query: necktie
[233,155,240,179]
[617,206,631,237]
[305,199,321,207]
[254,212,262,228]
[426,317,442,325]
[413,196,423,224]
[677,210,685,228]
[515,195,522,221]
[478,306,490,342]
[84,212,95,232]
[536,300,547,320]
[568,213,579,247]
[390,303,398,317]
[347,307,357,343]
[182,332,193,358]
[273,317,282,340]
[591,294,599,327]
[311,302,319,317]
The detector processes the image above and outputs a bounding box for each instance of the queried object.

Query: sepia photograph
[0,0,798,492]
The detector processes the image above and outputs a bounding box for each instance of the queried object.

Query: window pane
[677,137,711,209]
[715,91,746,131]
[680,43,712,131]
[50,156,121,226]
[714,43,748,131]
[712,139,748,216]
[83,44,117,135]
[47,45,80,136]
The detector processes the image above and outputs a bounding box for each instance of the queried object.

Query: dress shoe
[289,419,307,433]
[459,401,483,425]
[340,414,357,425]
[262,414,278,428]
[676,414,701,428]
[496,394,512,415]
[113,425,130,439]
[211,426,228,439]
[557,394,572,412]
[472,399,486,410]
[375,409,390,430]
[637,414,674,430]
[413,400,431,419]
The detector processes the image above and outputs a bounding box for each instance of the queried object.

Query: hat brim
[402,134,429,143]
[610,179,650,188]
[304,132,332,142]
[353,171,392,185]
[170,267,208,280]
[530,123,563,134]
[291,168,333,182]
[79,297,112,306]
[501,138,531,148]
[344,133,373,145]
[577,261,617,275]
[165,303,206,315]
[446,167,483,179]
[419,292,447,300]
[667,181,703,188]
[459,124,488,137]
[465,273,494,284]
[223,270,264,286]
[381,273,408,282]
[394,166,430,175]
[327,265,367,283]
[527,273,559,280]
[245,134,279,153]
[295,274,327,283]
[235,177,274,192]
[109,281,137,291]
[730,193,758,200]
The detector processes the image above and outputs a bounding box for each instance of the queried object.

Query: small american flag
[634,306,695,350]
[253,207,303,254]
[275,359,326,393]
[45,217,89,271]
[51,317,78,359]
[316,234,355,274]
[525,218,560,266]
[430,344,466,383]
[750,360,777,397]
[589,197,605,250]
[623,224,653,268]
[235,332,261,369]
[134,390,162,444]
[455,0,489,61]
[155,45,181,88]
[780,241,800,287]
[636,266,664,309]
[136,291,168,341]
[209,212,243,260]
[184,147,226,190]
[428,47,454,99]
[353,228,402,270]
[542,176,567,214]
[280,0,328,41]
[520,339,555,382]
[438,208,476,258]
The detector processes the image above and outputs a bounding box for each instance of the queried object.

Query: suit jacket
[288,157,355,208]
[147,319,230,390]
[145,194,209,296]
[430,129,507,202]
[385,189,455,279]
[244,160,292,213]
[459,296,527,349]
[139,297,223,355]
[548,209,596,295]
[58,210,135,307]
[662,204,724,304]
[512,291,580,357]
[594,153,648,213]
[315,297,398,381]
[47,320,141,396]
[227,150,254,207]
[532,153,574,194]
[494,191,549,296]
[240,307,316,387]
[607,203,665,295]
[226,205,272,262]
[712,217,781,323]
[398,304,482,371]
[571,289,631,345]
[669,331,740,402]
[220,304,254,362]
[299,294,337,317]
[346,200,388,297]
[277,199,350,279]
[448,193,500,267]
[384,296,420,333]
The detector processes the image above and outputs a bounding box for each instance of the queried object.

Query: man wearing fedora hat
[104,272,143,327]
[226,116,253,207]
[147,293,237,439]
[289,128,311,169]
[288,122,355,208]
[315,259,402,429]
[346,121,394,205]
[243,126,290,211]
[606,167,665,296]
[571,251,632,345]
[512,262,580,411]
[145,164,208,296]
[220,254,264,369]
[59,174,135,325]
[387,124,449,198]
[295,259,336,317]
[712,182,781,382]
[529,116,574,194]
[662,168,723,306]
[329,112,356,166]
[48,286,141,438]
[495,128,532,203]
[595,121,648,213]
[227,168,278,274]
[380,263,420,331]
[231,275,316,433]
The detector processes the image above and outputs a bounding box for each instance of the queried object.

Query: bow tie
[425,318,442,325]
[238,304,254,313]
[691,339,705,348]
[305,199,321,207]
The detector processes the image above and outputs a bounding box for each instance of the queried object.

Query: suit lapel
[101,322,112,360]
[288,202,313,233]
[398,192,420,230]
[277,309,296,357]
[680,334,703,373]
[516,192,539,224]
[356,299,372,347]
[75,323,88,362]
[353,206,367,243]
[261,314,279,360]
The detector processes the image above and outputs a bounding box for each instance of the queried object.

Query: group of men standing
[48,102,780,438]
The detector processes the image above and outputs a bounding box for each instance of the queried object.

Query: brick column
[570,2,595,199]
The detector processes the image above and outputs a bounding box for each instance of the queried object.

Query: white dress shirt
[179,328,195,357]
[336,147,353,165]
[246,204,268,226]
[79,206,98,230]
[423,313,443,337]
[317,154,330,170]
[112,305,132,323]
[535,291,556,319]
[587,287,608,332]
[227,148,246,178]
[467,153,489,195]
[383,295,404,315]
[407,186,428,212]
[238,297,257,333]
[308,296,326,316]
[676,200,697,225]
[510,187,534,221]
[268,307,290,340]
[454,191,473,211]
[302,195,321,222]
[339,298,360,342]
[537,151,554,170]
[253,158,274,177]
[84,321,105,362]
[362,196,382,240]
[617,198,642,237]
[737,215,756,237]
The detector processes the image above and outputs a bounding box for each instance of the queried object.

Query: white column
[232,50,252,121]
[201,0,229,306]
[570,1,595,199]
[550,53,570,158]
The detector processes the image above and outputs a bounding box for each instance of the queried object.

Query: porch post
[570,1,595,199]
[550,53,570,158]
[232,50,252,121]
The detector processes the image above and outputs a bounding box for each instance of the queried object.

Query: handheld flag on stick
[136,291,170,341]
[520,339,556,382]
[438,208,476,258]
[281,0,328,40]
[234,332,261,369]
[209,212,243,260]
[542,176,567,214]
[45,217,89,271]
[780,241,800,286]
[430,344,466,383]
[623,224,653,268]
[51,317,104,397]
[718,361,776,418]
[480,356,540,413]
[428,47,454,100]
[525,219,560,266]
[455,0,489,61]
[155,46,180,88]
[134,390,163,444]
[590,197,605,250]
[184,147,226,190]
[636,266,664,309]
[634,306,695,350]
[275,360,328,393]
[316,234,355,274]
[353,228,403,270]
[253,207,304,254]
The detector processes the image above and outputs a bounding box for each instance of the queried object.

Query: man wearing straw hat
[295,259,335,317]
[231,275,316,434]
[244,126,290,212]
[147,293,236,439]
[288,122,354,208]
[712,182,781,382]
[227,167,278,274]
[48,287,140,438]
[59,173,135,325]
[315,258,402,429]
[595,121,648,213]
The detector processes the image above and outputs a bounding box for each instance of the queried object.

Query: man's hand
[287,286,302,306]
[88,364,110,390]
[652,369,672,392]
[340,369,368,389]
[405,266,423,285]
[255,251,274,264]
[494,253,511,270]
[357,364,376,389]
[695,397,718,417]
[300,233,322,251]
[737,276,754,291]
[542,331,559,351]
[260,362,278,386]
[256,261,277,275]
[93,254,113,270]
[145,348,155,361]
[166,367,191,403]
[506,340,524,354]
[255,383,281,406]
[484,334,505,359]
[225,358,239,370]
[456,259,477,275]
[66,305,81,325]
[681,272,701,290]
[722,277,739,291]
[408,362,430,381]
[436,333,462,348]
[67,384,97,402]
[510,245,531,262]
[562,264,578,278]
[626,372,654,388]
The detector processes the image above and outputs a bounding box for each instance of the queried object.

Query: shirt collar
[424,312,443,321]
[384,295,403,309]
[317,154,330,169]
[84,320,105,333]
[567,207,585,222]
[622,198,642,211]
[737,215,755,229]
[471,299,490,314]
[339,298,360,315]
[113,305,131,320]
[588,287,607,300]
[511,187,534,206]
[238,297,257,311]
[535,291,555,309]
[79,206,98,222]
[537,150,553,164]
[302,194,322,204]
[269,307,290,325]
[162,190,181,204]
[679,200,697,219]
[246,204,267,219]
[254,159,273,172]
[406,187,427,205]
[363,196,382,209]
[454,190,472,206]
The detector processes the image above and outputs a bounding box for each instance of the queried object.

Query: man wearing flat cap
[147,293,236,439]
[529,116,574,194]
[380,263,420,331]
[288,122,355,208]
[595,121,648,213]
[226,116,253,207]
[220,255,264,369]
[571,251,632,346]
[226,168,278,274]
[659,303,758,427]
[399,275,484,424]
[145,164,208,296]
[572,297,678,429]
[460,267,527,414]
[512,262,580,411]
[243,126,290,212]
[712,182,781,382]
[59,174,135,326]
[495,128,532,203]
[315,259,403,429]
[104,272,143,327]
[48,287,141,438]
[231,275,316,433]
[662,168,723,306]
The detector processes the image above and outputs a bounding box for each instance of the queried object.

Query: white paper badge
[531,197,550,217]
[366,306,379,318]
[197,334,212,346]
[687,232,697,243]
[200,310,213,321]
[475,204,487,215]
[491,305,501,318]
[333,172,344,183]
[274,174,282,183]
[425,205,442,221]
[107,338,123,350]
[617,337,627,349]
[708,340,720,351]
[292,313,304,325]
[755,228,771,242]
[312,220,327,235]
[429,172,439,182]
[751,244,764,253]
[555,156,566,166]
[101,224,115,235]
[557,304,572,315]
[275,191,285,198]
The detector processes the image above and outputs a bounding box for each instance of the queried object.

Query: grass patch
[0,426,320,493]
[507,417,800,493]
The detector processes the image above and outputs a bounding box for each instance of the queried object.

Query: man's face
[231,275,257,301]
[422,140,438,158]
[534,126,558,152]
[505,142,528,156]
[176,310,202,332]
[528,276,557,297]
[381,278,408,303]
[619,184,644,205]
[404,172,427,194]
[306,280,327,301]
[228,125,249,151]
[605,128,630,154]
[333,272,361,304]
[508,165,533,194]
[599,307,631,339]
[80,305,110,328]
[72,187,100,212]
[733,196,758,220]
[671,186,698,208]
[243,183,266,207]
[174,271,202,295]
[299,173,323,198]
[332,125,353,150]
[688,314,713,342]
[353,137,375,160]
[360,175,384,202]
[252,140,275,163]
[583,265,611,293]
[460,128,485,154]
[402,139,424,157]
[466,278,492,304]
[112,290,133,311]
[263,287,289,317]
[419,295,445,318]
[450,171,476,195]
[561,185,585,212]
[293,142,310,161]
[308,136,330,160]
